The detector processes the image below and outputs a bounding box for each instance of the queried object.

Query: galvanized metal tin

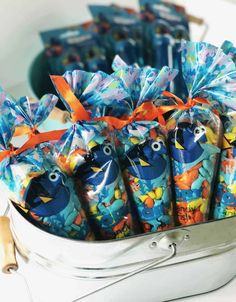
[9,202,236,301]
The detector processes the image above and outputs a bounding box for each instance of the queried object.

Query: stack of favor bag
[1,40,236,242]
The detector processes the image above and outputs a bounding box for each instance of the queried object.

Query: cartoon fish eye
[49,172,60,182]
[103,144,112,155]
[194,126,206,136]
[151,141,162,151]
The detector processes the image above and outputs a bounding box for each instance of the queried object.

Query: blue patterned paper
[116,121,173,233]
[55,69,131,118]
[0,94,92,240]
[181,41,236,109]
[54,120,135,239]
[8,94,58,130]
[111,61,178,112]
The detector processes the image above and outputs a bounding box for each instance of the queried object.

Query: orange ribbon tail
[0,129,66,163]
[50,75,91,122]
[162,90,210,110]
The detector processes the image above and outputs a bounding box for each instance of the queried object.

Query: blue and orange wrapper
[51,73,135,239]
[166,40,236,225]
[61,69,130,119]
[168,108,221,225]
[109,61,178,232]
[54,121,135,239]
[8,93,58,137]
[116,121,173,232]
[0,91,93,240]
[213,114,236,219]
[212,41,236,219]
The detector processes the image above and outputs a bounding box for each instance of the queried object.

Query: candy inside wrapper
[168,108,221,225]
[166,40,236,225]
[110,61,178,232]
[55,120,135,240]
[116,121,173,232]
[213,114,236,219]
[0,93,93,240]
[212,41,236,219]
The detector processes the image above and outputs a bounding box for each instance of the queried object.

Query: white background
[0,0,235,301]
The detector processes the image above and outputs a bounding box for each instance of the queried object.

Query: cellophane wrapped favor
[51,72,135,239]
[167,41,236,225]
[111,60,178,232]
[0,91,93,240]
[212,40,236,219]
[213,113,236,219]
[116,121,173,232]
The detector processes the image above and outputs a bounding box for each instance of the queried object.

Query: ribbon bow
[0,129,66,163]
[50,75,167,128]
[162,91,210,109]
[14,124,39,138]
[0,76,211,163]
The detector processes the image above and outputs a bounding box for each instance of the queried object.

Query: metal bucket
[8,201,236,302]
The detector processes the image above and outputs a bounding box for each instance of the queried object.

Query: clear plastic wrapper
[213,114,236,219]
[109,61,178,232]
[168,108,221,225]
[54,120,135,239]
[116,121,173,232]
[212,41,236,219]
[51,73,136,239]
[59,69,130,118]
[111,57,178,117]
[0,91,92,240]
[8,93,58,136]
[167,41,236,225]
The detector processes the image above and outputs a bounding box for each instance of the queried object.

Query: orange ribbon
[162,91,210,109]
[95,102,166,129]
[14,125,39,138]
[0,79,211,162]
[50,75,91,123]
[0,129,66,163]
[50,75,167,128]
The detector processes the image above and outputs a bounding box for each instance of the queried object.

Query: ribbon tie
[0,77,211,163]
[50,75,91,123]
[0,129,66,163]
[162,91,210,110]
[50,75,167,128]
[0,145,16,162]
[14,124,39,138]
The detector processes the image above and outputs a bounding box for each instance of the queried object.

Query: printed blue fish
[125,138,167,180]
[76,141,119,186]
[169,122,214,164]
[23,167,70,217]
